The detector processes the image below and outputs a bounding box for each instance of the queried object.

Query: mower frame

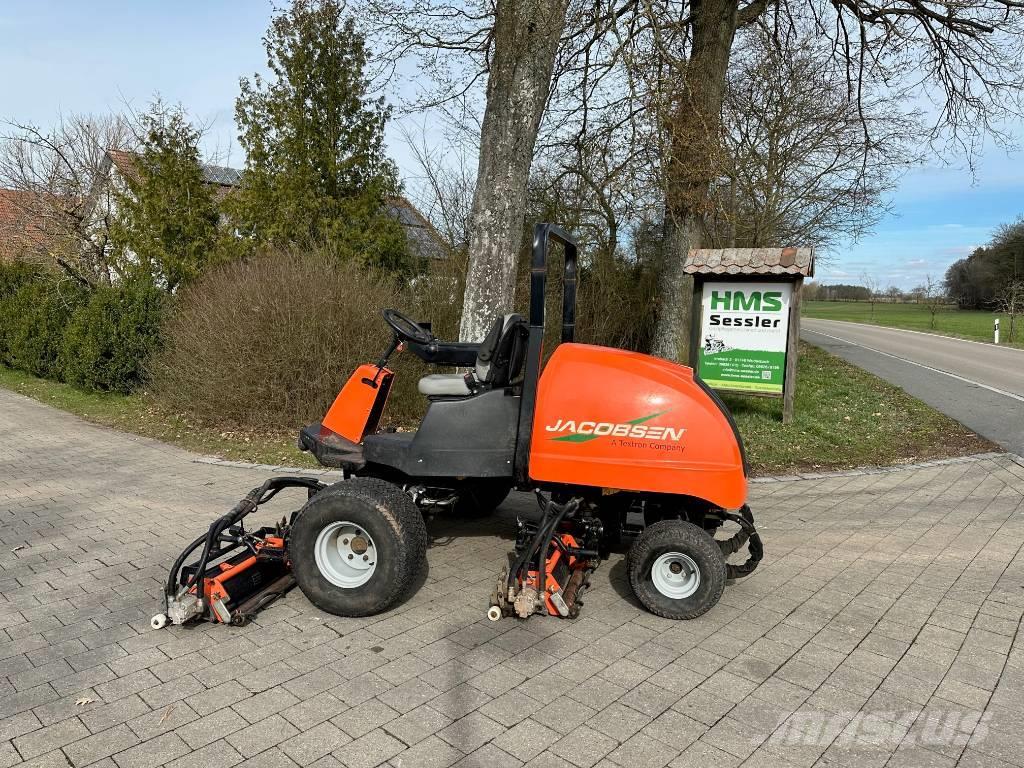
[157,222,762,626]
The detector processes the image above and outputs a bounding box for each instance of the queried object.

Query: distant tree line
[803,281,954,304]
[803,282,913,302]
[945,218,1024,310]
[803,283,873,301]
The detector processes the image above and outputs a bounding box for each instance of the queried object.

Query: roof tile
[684,246,814,277]
[0,189,60,261]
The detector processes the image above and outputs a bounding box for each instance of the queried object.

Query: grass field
[719,342,992,473]
[802,300,1024,348]
[2,342,994,476]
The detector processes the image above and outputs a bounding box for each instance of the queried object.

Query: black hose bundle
[718,504,763,579]
[506,493,580,592]
[536,498,580,586]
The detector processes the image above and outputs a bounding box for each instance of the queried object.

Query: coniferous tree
[228,0,411,274]
[111,100,218,292]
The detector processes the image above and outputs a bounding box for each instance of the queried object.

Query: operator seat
[418,314,527,397]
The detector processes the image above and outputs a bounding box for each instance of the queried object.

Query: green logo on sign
[710,290,783,312]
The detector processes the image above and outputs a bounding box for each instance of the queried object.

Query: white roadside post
[995,318,1000,345]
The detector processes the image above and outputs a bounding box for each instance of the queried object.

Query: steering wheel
[382,309,434,345]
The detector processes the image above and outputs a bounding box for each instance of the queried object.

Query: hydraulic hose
[182,491,261,598]
[718,505,763,579]
[508,496,579,595]
[536,499,579,594]
[507,494,556,591]
[164,533,207,613]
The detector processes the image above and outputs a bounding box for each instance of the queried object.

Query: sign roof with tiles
[684,247,814,277]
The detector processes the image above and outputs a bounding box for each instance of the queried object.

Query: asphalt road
[802,318,1024,456]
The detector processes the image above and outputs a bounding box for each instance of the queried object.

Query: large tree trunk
[651,215,703,360]
[651,0,742,362]
[458,0,570,342]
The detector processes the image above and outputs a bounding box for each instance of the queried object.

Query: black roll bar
[514,223,579,484]
[528,223,578,341]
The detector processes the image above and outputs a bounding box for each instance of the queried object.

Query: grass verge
[2,343,996,477]
[0,366,316,468]
[722,342,995,473]
[802,300,1024,348]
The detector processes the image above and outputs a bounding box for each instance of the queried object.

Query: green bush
[59,283,165,393]
[0,260,38,299]
[0,265,85,379]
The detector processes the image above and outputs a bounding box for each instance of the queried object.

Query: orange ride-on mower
[154,223,761,629]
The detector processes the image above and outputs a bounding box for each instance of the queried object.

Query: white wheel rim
[314,521,377,589]
[651,552,701,599]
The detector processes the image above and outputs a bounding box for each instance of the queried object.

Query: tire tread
[291,477,427,617]
[627,519,726,620]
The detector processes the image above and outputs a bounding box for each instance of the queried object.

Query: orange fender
[528,344,747,509]
[322,364,394,443]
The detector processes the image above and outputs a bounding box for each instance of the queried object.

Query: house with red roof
[94,150,447,261]
[0,189,66,262]
[1,149,447,267]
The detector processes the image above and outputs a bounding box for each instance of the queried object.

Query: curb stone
[194,451,1017,484]
[193,456,345,480]
[752,451,1014,483]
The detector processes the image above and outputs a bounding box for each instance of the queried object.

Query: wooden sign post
[684,248,814,424]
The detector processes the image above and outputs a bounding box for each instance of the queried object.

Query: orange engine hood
[528,343,747,509]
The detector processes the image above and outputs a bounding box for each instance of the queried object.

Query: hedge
[0,264,85,379]
[60,282,165,393]
[0,261,163,392]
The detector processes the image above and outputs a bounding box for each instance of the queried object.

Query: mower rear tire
[627,520,726,620]
[454,480,513,517]
[291,478,427,617]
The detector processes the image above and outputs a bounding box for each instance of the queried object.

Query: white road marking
[803,328,1024,404]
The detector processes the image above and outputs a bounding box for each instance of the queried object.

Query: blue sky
[831,156,1024,290]
[2,1,1022,290]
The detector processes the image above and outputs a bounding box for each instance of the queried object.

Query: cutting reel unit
[151,477,326,629]
[490,494,602,620]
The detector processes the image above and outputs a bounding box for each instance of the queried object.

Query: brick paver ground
[2,387,1023,768]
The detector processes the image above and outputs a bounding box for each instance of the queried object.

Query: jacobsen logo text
[546,419,686,443]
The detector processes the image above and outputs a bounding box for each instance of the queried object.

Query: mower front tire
[627,519,726,620]
[290,478,427,617]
